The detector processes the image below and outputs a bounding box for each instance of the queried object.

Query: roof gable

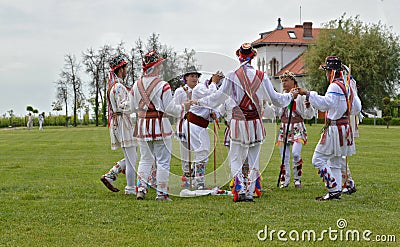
[275,53,305,77]
[253,27,322,46]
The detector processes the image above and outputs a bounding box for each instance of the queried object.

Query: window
[288,30,296,39]
[269,58,279,76]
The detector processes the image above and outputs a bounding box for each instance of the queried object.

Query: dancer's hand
[297,87,308,96]
[290,88,299,99]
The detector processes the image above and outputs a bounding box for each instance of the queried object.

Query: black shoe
[316,191,341,201]
[343,186,357,195]
[100,175,119,192]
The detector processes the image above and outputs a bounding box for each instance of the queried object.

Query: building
[252,18,322,92]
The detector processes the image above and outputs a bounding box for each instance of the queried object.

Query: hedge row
[0,115,95,128]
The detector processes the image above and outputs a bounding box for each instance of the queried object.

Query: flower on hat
[279,70,296,81]
[142,51,164,73]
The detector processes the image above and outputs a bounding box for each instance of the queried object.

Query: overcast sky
[1,0,399,117]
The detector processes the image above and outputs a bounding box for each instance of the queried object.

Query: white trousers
[137,139,171,195]
[328,156,355,187]
[279,142,303,185]
[312,151,342,193]
[180,140,190,174]
[229,142,261,196]
[122,146,137,193]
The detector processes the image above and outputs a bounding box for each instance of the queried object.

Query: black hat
[184,66,202,77]
[320,56,343,71]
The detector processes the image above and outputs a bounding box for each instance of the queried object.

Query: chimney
[303,22,313,38]
[276,18,283,30]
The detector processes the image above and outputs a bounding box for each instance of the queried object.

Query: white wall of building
[254,44,308,92]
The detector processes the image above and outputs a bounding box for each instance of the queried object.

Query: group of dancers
[100,43,361,202]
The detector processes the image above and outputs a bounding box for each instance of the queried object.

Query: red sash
[137,77,164,139]
[137,77,162,112]
[232,67,264,120]
[320,80,354,146]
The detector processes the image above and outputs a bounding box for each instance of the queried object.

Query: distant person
[38,112,45,130]
[27,113,33,130]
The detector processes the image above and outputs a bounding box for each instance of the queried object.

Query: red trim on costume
[232,67,264,120]
[162,83,171,92]
[187,112,209,128]
[136,131,173,139]
[137,77,162,110]
[111,61,127,71]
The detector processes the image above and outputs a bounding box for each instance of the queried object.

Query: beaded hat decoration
[142,50,165,73]
[279,70,296,81]
[320,56,343,71]
[109,54,127,71]
[236,43,257,62]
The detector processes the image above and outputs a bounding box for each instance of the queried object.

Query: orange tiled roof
[253,27,322,46]
[275,53,305,76]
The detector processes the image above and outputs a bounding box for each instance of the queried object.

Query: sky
[1,0,399,117]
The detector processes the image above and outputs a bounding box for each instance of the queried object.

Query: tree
[181,48,197,72]
[82,46,110,126]
[55,78,69,126]
[7,109,14,126]
[304,14,400,110]
[26,106,34,112]
[382,97,392,128]
[146,33,162,52]
[58,54,85,127]
[125,46,141,89]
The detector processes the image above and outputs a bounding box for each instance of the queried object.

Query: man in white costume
[102,54,137,195]
[328,73,360,195]
[276,71,315,188]
[194,43,297,202]
[298,56,362,200]
[173,66,199,186]
[182,68,223,189]
[131,51,190,201]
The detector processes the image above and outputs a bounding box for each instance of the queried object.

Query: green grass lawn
[0,124,399,246]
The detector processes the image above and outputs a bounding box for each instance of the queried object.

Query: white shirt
[309,80,362,120]
[131,75,184,118]
[190,82,219,121]
[198,63,293,110]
